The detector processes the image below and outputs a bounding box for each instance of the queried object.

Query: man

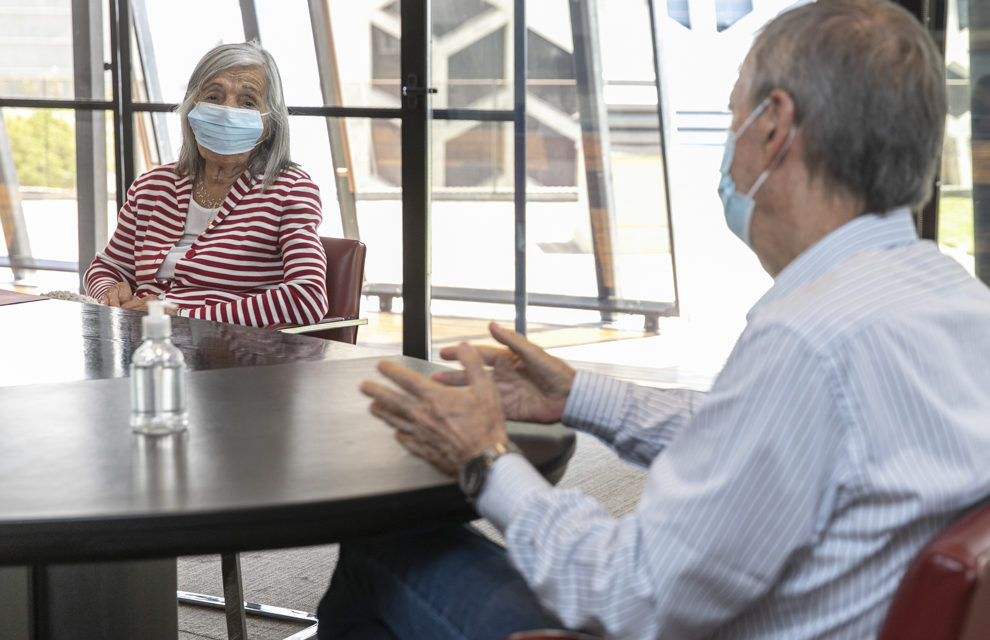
[318,1,990,638]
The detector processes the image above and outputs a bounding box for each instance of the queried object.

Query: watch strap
[459,439,521,502]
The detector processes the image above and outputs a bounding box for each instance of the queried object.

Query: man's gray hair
[175,41,294,191]
[745,0,946,213]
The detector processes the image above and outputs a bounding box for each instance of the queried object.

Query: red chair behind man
[878,500,990,640]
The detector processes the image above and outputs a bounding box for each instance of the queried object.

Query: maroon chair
[279,236,367,344]
[878,500,990,640]
[315,236,366,344]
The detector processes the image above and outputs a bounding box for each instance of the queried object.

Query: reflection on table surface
[0,299,392,387]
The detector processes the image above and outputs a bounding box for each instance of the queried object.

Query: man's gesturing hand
[360,342,509,476]
[432,322,575,424]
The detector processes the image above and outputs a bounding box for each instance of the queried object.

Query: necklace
[194,178,229,209]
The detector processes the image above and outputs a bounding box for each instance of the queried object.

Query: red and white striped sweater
[85,164,330,328]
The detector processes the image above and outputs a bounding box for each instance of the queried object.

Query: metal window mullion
[648,0,680,321]
[72,0,108,290]
[400,0,431,359]
[513,0,527,335]
[240,0,261,42]
[108,0,135,199]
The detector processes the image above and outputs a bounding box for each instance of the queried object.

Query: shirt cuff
[476,453,552,533]
[562,369,631,442]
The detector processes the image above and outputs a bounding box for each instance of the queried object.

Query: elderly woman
[84,41,329,327]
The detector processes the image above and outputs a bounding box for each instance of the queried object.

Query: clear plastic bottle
[130,300,188,435]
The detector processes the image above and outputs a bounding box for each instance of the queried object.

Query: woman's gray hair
[175,41,294,191]
[744,0,946,213]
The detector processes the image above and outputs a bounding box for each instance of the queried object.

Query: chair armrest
[278,317,367,335]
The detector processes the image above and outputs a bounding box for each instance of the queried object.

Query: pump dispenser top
[142,300,171,339]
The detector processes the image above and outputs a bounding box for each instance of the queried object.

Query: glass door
[423,0,679,360]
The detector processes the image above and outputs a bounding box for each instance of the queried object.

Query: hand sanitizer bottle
[130,300,188,435]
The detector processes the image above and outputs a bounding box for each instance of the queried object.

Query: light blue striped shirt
[478,208,990,639]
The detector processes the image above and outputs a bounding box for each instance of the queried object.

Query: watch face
[459,456,488,499]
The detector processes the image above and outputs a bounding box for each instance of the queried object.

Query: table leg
[32,559,177,640]
[0,567,32,639]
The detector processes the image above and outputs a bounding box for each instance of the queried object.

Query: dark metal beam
[513,0,527,335]
[0,98,112,110]
[108,0,136,198]
[400,0,432,359]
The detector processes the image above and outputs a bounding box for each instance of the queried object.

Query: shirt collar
[749,207,918,317]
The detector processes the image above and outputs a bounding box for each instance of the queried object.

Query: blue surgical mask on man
[718,97,795,247]
[187,102,267,156]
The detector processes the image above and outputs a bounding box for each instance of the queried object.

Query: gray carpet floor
[178,431,647,640]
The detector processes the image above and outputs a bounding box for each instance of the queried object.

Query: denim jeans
[317,525,565,640]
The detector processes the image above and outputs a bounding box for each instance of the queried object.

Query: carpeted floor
[178,431,648,640]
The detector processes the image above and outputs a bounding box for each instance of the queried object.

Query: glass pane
[660,0,802,361]
[256,0,323,107]
[0,0,111,101]
[938,0,976,277]
[137,1,402,108]
[253,0,405,109]
[131,0,244,104]
[430,1,510,111]
[423,0,684,361]
[0,107,114,291]
[355,115,403,279]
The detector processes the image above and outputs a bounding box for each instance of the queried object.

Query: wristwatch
[458,439,521,503]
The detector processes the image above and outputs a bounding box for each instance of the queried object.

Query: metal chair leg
[222,552,249,640]
[177,551,320,640]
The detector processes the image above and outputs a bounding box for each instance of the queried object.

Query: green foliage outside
[4,111,76,189]
[939,195,974,255]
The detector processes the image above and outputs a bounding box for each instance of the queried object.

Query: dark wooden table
[0,299,575,639]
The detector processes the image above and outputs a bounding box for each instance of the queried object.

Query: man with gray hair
[319,1,990,638]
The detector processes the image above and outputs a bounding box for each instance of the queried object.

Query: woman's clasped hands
[99,282,175,314]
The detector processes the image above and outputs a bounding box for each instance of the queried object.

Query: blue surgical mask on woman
[187,102,267,156]
[718,97,795,247]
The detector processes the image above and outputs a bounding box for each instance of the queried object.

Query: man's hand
[99,282,134,307]
[360,342,508,476]
[431,322,575,424]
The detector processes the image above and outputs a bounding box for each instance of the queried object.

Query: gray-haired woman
[85,41,329,328]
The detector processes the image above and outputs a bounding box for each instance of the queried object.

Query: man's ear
[760,88,797,160]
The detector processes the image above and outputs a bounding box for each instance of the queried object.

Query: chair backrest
[878,500,990,640]
[315,236,366,344]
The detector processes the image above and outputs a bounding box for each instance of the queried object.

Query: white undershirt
[155,199,220,280]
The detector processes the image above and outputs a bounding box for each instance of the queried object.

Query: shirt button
[187,249,196,258]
